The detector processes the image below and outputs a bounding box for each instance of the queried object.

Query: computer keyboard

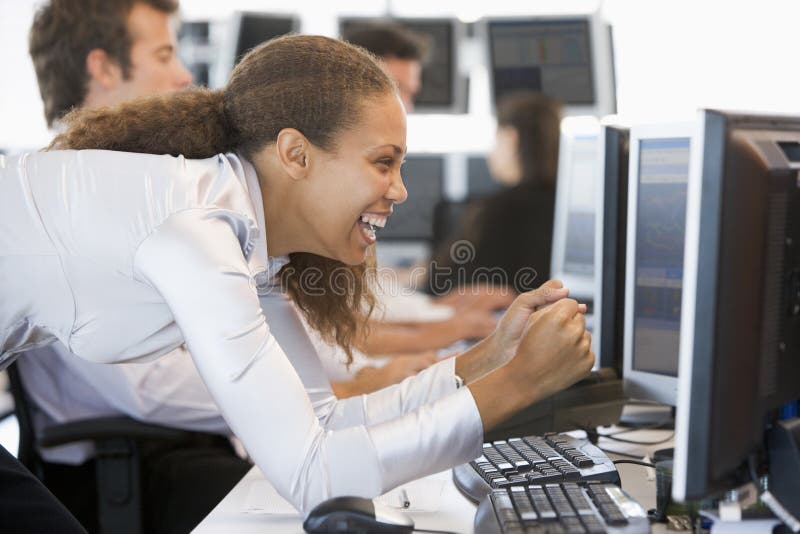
[453,433,620,503]
[475,481,650,533]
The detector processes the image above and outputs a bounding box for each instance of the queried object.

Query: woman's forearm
[454,333,511,385]
[359,320,460,355]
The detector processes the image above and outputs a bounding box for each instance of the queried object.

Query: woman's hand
[504,298,594,405]
[489,280,585,365]
[467,298,594,431]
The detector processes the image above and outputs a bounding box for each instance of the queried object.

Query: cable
[612,459,657,469]
[599,432,675,445]
[597,446,647,460]
[414,529,460,534]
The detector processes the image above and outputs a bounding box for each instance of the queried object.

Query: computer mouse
[303,496,414,533]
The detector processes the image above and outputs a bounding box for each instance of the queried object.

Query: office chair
[7,361,197,534]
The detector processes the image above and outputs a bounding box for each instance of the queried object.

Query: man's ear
[85,48,123,90]
[275,128,312,180]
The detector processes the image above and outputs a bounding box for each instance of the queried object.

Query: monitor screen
[488,18,595,106]
[340,18,457,110]
[630,138,690,377]
[562,135,599,276]
[380,155,444,241]
[234,14,295,66]
[466,156,504,199]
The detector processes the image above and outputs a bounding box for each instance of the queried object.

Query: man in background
[343,23,427,111]
[23,2,247,533]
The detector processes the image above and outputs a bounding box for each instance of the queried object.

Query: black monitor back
[234,14,296,66]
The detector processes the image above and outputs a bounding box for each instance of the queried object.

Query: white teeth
[360,214,387,228]
[364,225,376,240]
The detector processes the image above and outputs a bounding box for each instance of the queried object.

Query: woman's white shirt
[0,150,483,513]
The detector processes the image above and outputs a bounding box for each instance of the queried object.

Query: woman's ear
[275,128,311,180]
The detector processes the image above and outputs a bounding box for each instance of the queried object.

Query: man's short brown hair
[342,23,430,63]
[29,0,179,127]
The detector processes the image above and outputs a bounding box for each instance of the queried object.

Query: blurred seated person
[427,92,562,296]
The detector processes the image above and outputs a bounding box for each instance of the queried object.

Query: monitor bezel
[622,121,695,405]
[480,12,616,118]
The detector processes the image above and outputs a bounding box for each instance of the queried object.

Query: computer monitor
[550,119,601,302]
[380,154,445,242]
[339,18,467,113]
[466,155,505,199]
[594,125,629,374]
[213,12,298,87]
[485,14,616,117]
[622,123,693,406]
[177,21,211,86]
[673,110,800,507]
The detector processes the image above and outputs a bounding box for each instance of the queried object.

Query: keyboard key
[560,517,587,533]
[527,486,557,520]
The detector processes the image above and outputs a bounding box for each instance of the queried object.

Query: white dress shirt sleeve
[133,210,484,514]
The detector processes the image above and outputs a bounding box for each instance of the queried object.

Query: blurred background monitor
[214,12,298,87]
[550,118,601,304]
[379,154,445,242]
[673,111,800,508]
[622,123,693,406]
[177,21,211,86]
[466,155,505,200]
[485,13,616,117]
[594,125,629,374]
[339,17,467,113]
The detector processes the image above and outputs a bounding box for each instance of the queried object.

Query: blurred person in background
[429,92,562,296]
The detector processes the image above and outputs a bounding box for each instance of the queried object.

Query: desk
[194,427,674,533]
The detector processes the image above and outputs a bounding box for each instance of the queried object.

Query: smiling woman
[1,33,594,520]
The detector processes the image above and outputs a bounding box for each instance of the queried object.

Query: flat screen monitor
[339,18,466,113]
[550,120,601,302]
[622,123,693,405]
[466,155,505,199]
[594,125,629,373]
[214,13,297,87]
[673,110,800,504]
[379,154,445,241]
[486,14,616,117]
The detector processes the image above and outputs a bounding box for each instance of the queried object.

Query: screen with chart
[489,19,595,106]
[631,138,691,377]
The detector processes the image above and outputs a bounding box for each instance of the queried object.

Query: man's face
[112,2,193,104]
[381,57,422,111]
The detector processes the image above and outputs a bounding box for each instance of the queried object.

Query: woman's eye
[377,159,393,169]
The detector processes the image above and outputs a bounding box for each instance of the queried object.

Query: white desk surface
[194,426,674,533]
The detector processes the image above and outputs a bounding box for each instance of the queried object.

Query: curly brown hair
[29,0,179,127]
[50,34,399,362]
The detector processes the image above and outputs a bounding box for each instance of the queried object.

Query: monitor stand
[618,402,675,430]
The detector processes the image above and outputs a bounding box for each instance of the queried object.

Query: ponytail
[50,88,237,159]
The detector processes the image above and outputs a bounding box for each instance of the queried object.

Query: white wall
[3,0,800,153]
